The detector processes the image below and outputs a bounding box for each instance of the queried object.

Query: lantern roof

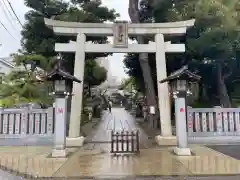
[160,65,201,83]
[45,58,81,83]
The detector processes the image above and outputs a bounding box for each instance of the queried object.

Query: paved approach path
[84,108,155,150]
[53,108,240,178]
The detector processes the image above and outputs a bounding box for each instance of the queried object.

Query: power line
[2,0,16,21]
[5,0,23,27]
[1,0,30,52]
[0,20,18,41]
[0,1,19,34]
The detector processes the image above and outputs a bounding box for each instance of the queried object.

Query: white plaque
[149,106,155,114]
[15,114,21,134]
[202,113,207,132]
[29,113,34,134]
[8,114,14,134]
[41,113,46,134]
[223,112,228,132]
[35,113,40,134]
[3,114,8,134]
[113,21,128,48]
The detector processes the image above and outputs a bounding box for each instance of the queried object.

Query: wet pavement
[0,146,76,178]
[84,108,155,150]
[52,143,240,177]
[1,108,240,179]
[0,169,23,180]
[52,108,240,178]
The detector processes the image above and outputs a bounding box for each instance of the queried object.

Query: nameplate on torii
[113,21,128,48]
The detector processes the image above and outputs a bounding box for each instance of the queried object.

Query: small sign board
[149,106,155,114]
[113,21,128,48]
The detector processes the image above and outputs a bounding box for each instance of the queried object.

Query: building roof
[160,65,201,83]
[0,56,43,81]
[46,67,81,83]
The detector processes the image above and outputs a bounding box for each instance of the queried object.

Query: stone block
[52,149,67,158]
[66,136,85,147]
[155,135,176,146]
[173,147,191,156]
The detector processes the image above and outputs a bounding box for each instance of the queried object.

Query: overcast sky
[0,0,129,80]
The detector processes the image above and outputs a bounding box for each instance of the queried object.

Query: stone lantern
[45,56,81,158]
[160,65,201,156]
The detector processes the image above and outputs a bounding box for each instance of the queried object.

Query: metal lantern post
[46,56,81,158]
[160,66,201,156]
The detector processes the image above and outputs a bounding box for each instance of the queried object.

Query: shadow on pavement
[207,145,240,160]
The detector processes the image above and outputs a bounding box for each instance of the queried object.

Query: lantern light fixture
[160,65,201,97]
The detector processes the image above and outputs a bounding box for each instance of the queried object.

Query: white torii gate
[44,18,195,143]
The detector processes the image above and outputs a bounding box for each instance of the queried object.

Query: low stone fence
[0,107,54,145]
[187,107,240,144]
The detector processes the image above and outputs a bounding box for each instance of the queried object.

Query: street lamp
[45,55,81,158]
[160,65,201,156]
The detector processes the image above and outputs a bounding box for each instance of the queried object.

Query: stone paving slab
[0,146,77,178]
[49,175,240,180]
[23,175,240,180]
[0,145,240,178]
[53,148,192,177]
[176,145,240,175]
[53,145,240,178]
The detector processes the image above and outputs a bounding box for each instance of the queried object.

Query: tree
[128,0,159,128]
[125,0,240,107]
[119,77,137,92]
[7,0,119,105]
[166,0,240,107]
[84,60,107,96]
[0,70,52,107]
[13,54,55,72]
[21,0,119,73]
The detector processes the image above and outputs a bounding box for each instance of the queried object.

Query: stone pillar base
[66,136,85,147]
[155,135,176,146]
[173,147,191,156]
[52,149,66,158]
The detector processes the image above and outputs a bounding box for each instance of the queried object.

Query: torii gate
[44,18,195,143]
